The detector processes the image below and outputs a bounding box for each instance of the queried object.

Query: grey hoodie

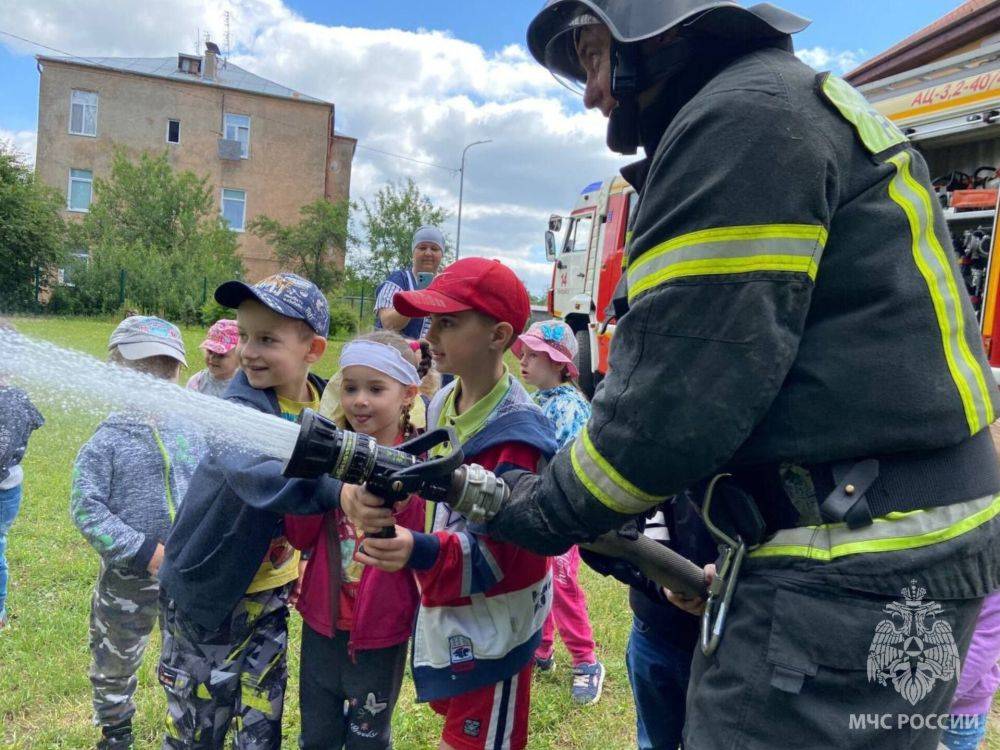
[71,414,207,574]
[0,386,44,487]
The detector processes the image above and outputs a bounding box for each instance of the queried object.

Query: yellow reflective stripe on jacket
[821,74,908,155]
[570,429,668,514]
[886,151,995,434]
[152,427,176,523]
[626,224,828,303]
[750,493,1000,561]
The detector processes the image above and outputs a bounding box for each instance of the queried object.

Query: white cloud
[796,46,866,75]
[222,16,626,293]
[0,0,626,294]
[0,129,38,167]
[3,1,878,295]
[0,0,290,58]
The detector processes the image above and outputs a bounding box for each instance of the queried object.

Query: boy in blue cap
[158,273,343,750]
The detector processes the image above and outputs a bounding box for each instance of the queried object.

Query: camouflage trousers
[159,584,291,750]
[88,562,162,726]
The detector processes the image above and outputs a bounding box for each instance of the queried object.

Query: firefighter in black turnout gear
[486,2,1000,747]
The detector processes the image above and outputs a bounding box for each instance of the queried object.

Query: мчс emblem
[866,580,960,706]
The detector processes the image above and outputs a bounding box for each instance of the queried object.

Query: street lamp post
[455,139,491,260]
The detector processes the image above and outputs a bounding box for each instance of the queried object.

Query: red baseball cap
[393,257,530,334]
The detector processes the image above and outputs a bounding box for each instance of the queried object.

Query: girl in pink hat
[514,319,605,705]
[186,319,240,398]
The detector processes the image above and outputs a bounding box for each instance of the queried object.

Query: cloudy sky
[0,0,961,293]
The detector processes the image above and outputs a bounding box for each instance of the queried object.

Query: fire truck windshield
[565,213,594,253]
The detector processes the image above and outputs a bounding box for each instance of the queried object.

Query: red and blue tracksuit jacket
[407,378,558,701]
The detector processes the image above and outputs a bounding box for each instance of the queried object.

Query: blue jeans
[626,616,695,750]
[0,483,24,619]
[940,713,989,750]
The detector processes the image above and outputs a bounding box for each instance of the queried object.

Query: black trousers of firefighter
[683,496,999,750]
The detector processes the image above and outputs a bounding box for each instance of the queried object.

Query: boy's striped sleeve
[409,530,504,599]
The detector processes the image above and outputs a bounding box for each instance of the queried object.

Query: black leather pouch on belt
[750,429,1000,532]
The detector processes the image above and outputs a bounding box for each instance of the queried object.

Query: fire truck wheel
[576,329,597,399]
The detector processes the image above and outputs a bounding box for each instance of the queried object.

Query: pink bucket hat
[200,319,239,355]
[512,320,579,378]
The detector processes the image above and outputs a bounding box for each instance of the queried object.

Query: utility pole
[224,11,231,68]
[455,139,491,260]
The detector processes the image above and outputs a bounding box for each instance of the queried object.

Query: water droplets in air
[0,328,300,463]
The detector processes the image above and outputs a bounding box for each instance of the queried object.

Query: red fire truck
[545,175,634,397]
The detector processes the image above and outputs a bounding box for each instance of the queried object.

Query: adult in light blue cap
[373,225,446,340]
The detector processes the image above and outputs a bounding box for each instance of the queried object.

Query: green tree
[0,142,66,310]
[351,178,450,285]
[59,150,244,322]
[248,198,353,293]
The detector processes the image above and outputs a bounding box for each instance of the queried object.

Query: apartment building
[35,42,356,280]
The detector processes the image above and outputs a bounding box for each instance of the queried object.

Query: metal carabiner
[700,473,747,657]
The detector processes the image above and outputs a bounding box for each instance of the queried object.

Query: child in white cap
[71,315,207,750]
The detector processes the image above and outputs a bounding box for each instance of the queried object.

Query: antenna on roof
[194,27,200,55]
[224,11,231,69]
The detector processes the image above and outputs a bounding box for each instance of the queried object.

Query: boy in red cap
[344,258,558,750]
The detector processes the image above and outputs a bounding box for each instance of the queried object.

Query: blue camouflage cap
[215,273,330,337]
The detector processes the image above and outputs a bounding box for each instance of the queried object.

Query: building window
[178,54,202,75]
[167,119,180,144]
[224,113,250,158]
[59,250,90,286]
[68,169,93,212]
[69,90,98,136]
[222,189,246,231]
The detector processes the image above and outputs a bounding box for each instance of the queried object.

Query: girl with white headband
[284,331,426,750]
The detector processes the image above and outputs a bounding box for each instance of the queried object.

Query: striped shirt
[374,269,431,339]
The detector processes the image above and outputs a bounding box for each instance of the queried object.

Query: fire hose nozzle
[284,409,510,517]
[448,463,511,524]
[285,409,707,602]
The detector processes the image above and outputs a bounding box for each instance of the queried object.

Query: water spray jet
[0,328,300,461]
[1,328,708,599]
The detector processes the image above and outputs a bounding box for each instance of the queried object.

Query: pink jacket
[285,496,424,653]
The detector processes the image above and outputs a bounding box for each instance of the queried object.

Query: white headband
[339,340,420,386]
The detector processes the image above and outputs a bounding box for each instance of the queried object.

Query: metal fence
[21,267,377,335]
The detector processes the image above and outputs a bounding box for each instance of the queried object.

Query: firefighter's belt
[734,427,999,538]
[749,491,1000,562]
[800,427,999,527]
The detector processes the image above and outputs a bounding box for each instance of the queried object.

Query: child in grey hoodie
[0,381,44,629]
[71,316,206,750]
[0,320,45,632]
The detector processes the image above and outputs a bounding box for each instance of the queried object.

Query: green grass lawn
[3,315,998,750]
[0,316,635,749]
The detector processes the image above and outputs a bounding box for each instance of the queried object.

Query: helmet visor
[542,12,604,95]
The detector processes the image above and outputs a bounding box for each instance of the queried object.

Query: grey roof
[37,54,331,106]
